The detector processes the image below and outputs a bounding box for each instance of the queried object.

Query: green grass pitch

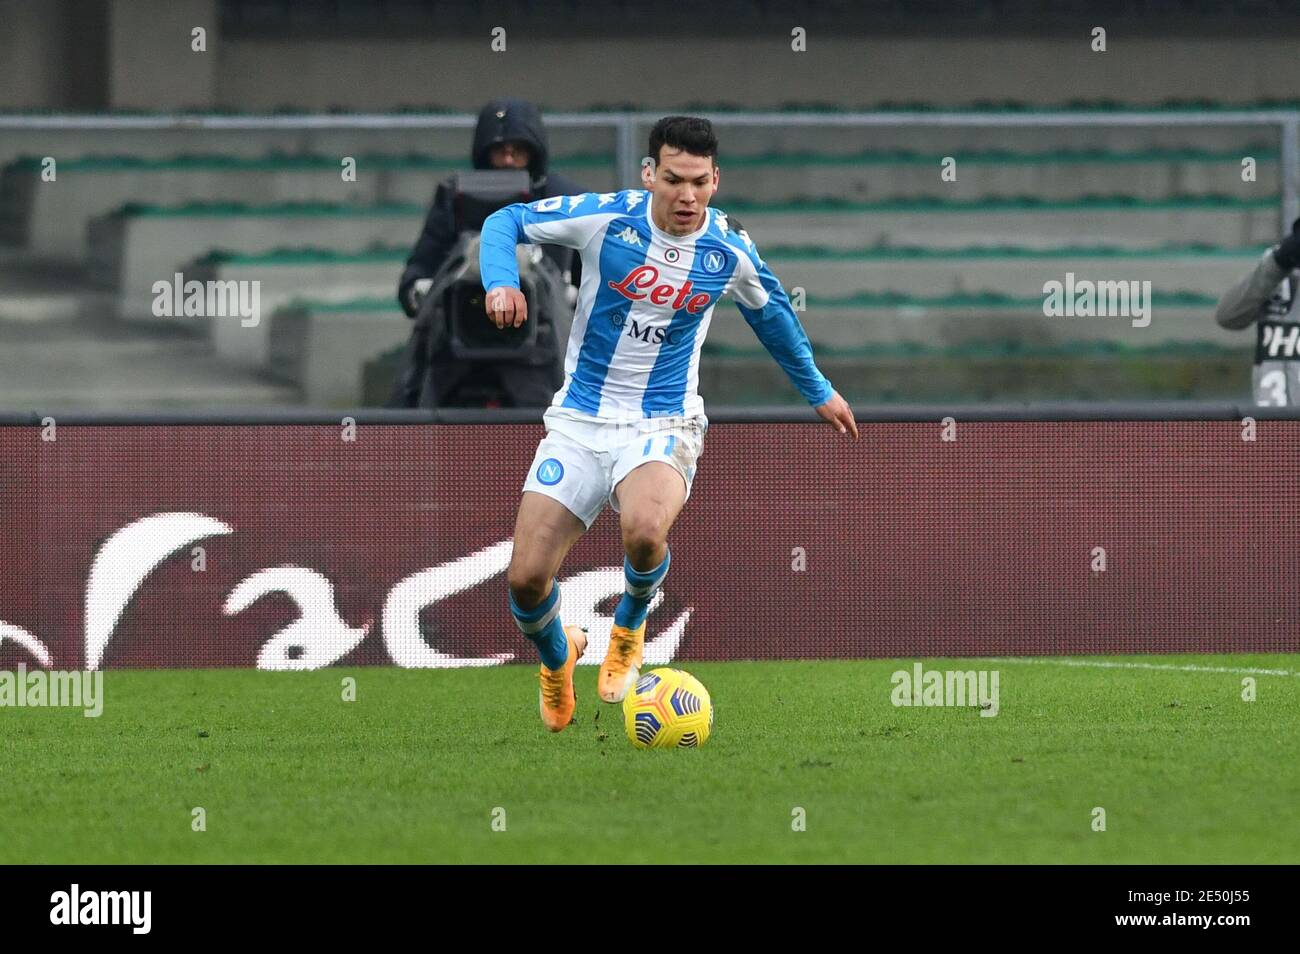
[1,655,1297,864]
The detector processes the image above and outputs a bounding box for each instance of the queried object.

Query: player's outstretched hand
[485,286,528,329]
[815,391,859,439]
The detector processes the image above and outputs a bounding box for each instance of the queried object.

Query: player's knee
[506,561,552,608]
[620,510,667,559]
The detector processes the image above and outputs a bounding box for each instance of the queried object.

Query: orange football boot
[598,621,646,703]
[538,625,587,732]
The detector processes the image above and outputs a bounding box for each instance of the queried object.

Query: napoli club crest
[537,458,564,485]
[701,249,727,274]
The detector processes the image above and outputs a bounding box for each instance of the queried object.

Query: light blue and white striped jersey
[480,189,833,420]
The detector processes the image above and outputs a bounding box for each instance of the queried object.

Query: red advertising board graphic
[0,421,1296,670]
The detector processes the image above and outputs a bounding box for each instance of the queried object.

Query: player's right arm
[479,192,626,328]
[1215,218,1300,330]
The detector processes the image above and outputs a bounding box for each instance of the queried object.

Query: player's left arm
[728,229,858,438]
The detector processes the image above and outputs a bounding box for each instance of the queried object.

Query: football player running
[480,115,857,731]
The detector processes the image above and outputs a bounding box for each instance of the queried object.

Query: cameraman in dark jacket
[1215,217,1300,406]
[391,98,583,408]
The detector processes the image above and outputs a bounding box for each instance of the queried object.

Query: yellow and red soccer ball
[622,668,713,749]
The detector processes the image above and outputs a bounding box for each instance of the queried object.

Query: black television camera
[403,170,572,406]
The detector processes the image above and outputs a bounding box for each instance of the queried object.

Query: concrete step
[737,206,1281,250]
[698,349,1253,404]
[0,253,110,322]
[88,207,425,319]
[0,290,116,323]
[0,315,301,410]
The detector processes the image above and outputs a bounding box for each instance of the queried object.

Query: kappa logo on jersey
[626,192,646,212]
[615,226,642,247]
[597,193,618,207]
[608,265,712,314]
[567,195,585,212]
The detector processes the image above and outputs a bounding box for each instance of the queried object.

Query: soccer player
[479,115,858,731]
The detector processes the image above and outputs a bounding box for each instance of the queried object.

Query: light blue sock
[615,549,670,630]
[509,578,567,670]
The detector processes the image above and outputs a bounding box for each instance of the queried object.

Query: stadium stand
[267,298,411,406]
[0,108,1286,407]
[84,201,424,320]
[189,248,406,366]
[0,152,618,260]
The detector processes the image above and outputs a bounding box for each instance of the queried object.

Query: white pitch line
[984,657,1300,677]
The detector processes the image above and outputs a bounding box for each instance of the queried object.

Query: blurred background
[2,0,1300,410]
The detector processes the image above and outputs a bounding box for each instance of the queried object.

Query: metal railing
[1,109,1296,226]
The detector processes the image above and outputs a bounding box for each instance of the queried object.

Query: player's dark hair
[648,116,718,166]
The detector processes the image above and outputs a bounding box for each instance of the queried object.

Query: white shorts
[522,407,708,529]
